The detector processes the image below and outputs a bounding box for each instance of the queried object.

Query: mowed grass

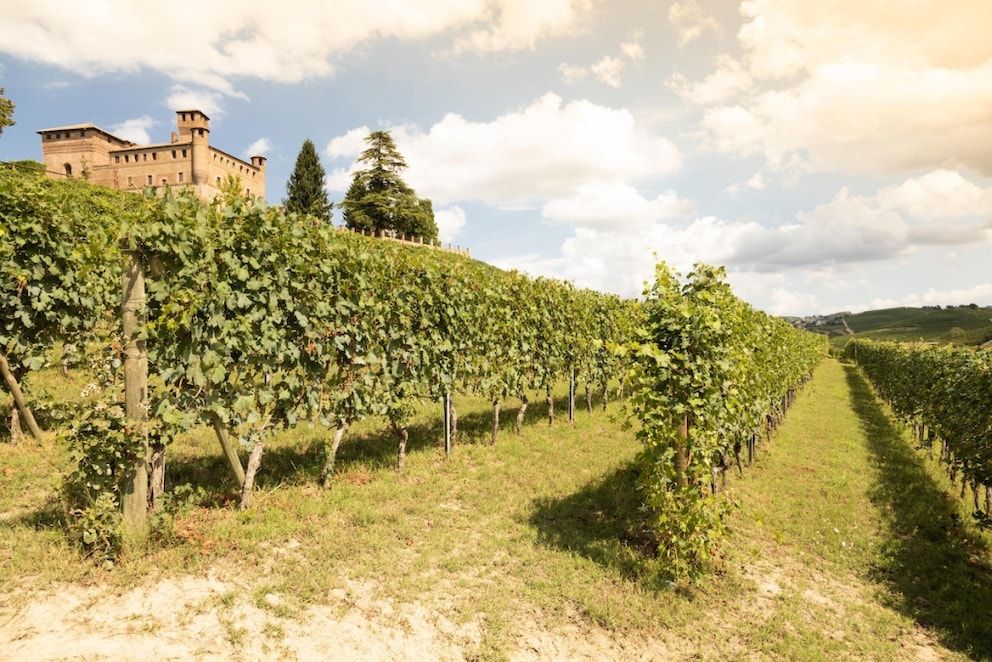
[728,358,992,660]
[2,358,991,659]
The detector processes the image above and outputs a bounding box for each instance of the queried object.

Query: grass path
[2,357,991,660]
[722,357,992,660]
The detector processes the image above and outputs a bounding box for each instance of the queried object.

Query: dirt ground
[1,556,949,662]
[1,572,680,661]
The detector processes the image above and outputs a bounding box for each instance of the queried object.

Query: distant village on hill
[786,313,853,335]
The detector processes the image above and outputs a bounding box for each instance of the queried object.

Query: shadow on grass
[0,499,64,532]
[162,418,445,502]
[157,390,615,506]
[453,391,610,443]
[528,459,656,583]
[844,364,992,659]
[162,399,516,500]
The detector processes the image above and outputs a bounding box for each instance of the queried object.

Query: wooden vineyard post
[568,369,575,424]
[673,414,689,488]
[0,352,43,440]
[121,251,150,537]
[9,408,21,444]
[444,392,453,457]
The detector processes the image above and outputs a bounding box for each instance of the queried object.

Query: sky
[1,0,991,316]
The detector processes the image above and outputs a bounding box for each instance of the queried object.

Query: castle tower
[176,110,210,187]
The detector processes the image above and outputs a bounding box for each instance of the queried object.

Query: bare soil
[1,550,952,661]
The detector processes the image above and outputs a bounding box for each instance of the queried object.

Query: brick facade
[37,110,266,201]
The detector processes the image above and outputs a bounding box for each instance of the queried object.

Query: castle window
[64,163,72,177]
[197,129,204,137]
[127,176,133,187]
[178,172,184,182]
[143,153,148,162]
[152,153,157,160]
[162,178,167,186]
[114,156,120,163]
[147,175,153,185]
[172,150,177,158]
[182,149,187,158]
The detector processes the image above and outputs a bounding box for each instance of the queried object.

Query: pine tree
[284,138,332,222]
[341,131,438,242]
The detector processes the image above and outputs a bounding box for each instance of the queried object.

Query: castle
[37,110,265,201]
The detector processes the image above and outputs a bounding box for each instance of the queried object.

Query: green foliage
[215,173,249,206]
[1,160,45,176]
[847,338,992,488]
[55,346,139,562]
[126,187,639,487]
[4,171,640,561]
[341,130,438,242]
[0,169,129,379]
[283,138,332,222]
[629,263,826,581]
[0,87,14,138]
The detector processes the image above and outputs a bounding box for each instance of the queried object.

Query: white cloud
[620,32,645,61]
[326,126,371,160]
[869,283,992,310]
[681,0,992,176]
[668,0,721,46]
[699,105,763,156]
[0,1,594,95]
[746,172,764,190]
[520,172,992,307]
[434,205,467,244]
[166,86,226,117]
[559,32,644,89]
[110,116,155,144]
[591,56,624,88]
[668,54,751,105]
[542,183,696,229]
[326,168,353,194]
[326,93,682,208]
[245,138,271,157]
[449,0,594,54]
[558,62,587,84]
[876,169,992,220]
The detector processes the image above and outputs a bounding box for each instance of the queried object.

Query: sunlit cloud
[109,116,155,144]
[668,0,721,46]
[325,93,682,207]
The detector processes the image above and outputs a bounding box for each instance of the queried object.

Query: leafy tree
[0,88,14,139]
[342,130,438,242]
[284,138,332,222]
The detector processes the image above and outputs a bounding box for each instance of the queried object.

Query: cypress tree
[284,138,332,222]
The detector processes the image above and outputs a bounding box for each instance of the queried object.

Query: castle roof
[37,123,136,147]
